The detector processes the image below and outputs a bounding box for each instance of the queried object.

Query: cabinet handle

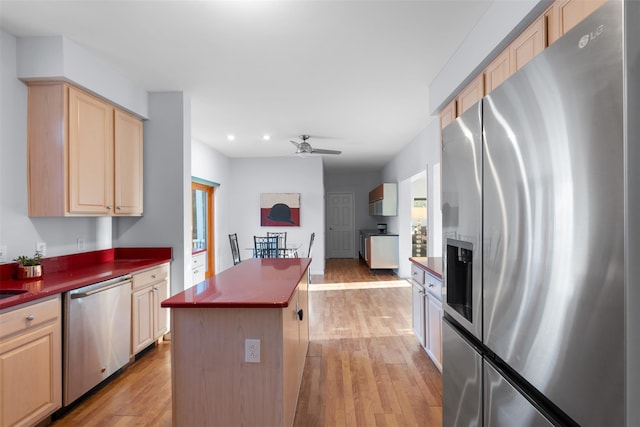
[26,314,34,321]
[297,309,304,321]
[117,206,122,211]
[428,284,435,288]
[152,286,158,292]
[107,205,112,210]
[152,274,157,279]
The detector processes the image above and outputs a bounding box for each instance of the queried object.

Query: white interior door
[326,192,354,258]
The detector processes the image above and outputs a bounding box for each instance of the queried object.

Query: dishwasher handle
[70,275,132,299]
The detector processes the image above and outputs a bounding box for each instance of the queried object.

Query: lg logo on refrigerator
[579,24,605,49]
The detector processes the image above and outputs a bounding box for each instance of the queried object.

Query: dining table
[245,242,302,258]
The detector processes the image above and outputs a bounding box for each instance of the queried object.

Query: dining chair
[307,232,315,257]
[229,233,241,265]
[254,236,280,258]
[267,231,287,257]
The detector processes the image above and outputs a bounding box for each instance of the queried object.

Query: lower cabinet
[411,266,426,347]
[131,263,170,355]
[192,251,206,285]
[410,263,443,372]
[0,296,62,427]
[425,291,443,372]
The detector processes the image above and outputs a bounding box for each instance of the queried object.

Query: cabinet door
[412,282,426,347]
[456,74,484,115]
[485,49,511,94]
[68,86,114,215]
[439,100,457,130]
[546,0,608,46]
[114,109,143,216]
[509,16,545,73]
[153,279,169,340]
[132,286,154,354]
[0,320,61,426]
[427,294,443,372]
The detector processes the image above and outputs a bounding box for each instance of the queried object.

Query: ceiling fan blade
[311,148,342,155]
[290,140,301,148]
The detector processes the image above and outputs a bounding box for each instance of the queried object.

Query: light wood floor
[50,259,442,426]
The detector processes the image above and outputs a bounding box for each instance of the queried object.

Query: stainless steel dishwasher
[63,274,132,406]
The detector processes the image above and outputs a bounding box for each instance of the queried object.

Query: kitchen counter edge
[0,247,172,311]
[409,257,443,279]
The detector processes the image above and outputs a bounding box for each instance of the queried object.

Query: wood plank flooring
[50,259,442,426]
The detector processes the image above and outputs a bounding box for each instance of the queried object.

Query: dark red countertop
[0,248,172,310]
[162,257,312,309]
[409,257,443,279]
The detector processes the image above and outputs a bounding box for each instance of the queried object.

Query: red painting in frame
[260,193,300,226]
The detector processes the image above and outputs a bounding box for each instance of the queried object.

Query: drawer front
[0,296,60,341]
[411,264,426,285]
[192,252,206,269]
[133,263,170,290]
[426,272,443,301]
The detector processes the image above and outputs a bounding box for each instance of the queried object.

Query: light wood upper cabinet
[485,49,511,94]
[439,99,457,130]
[546,0,608,46]
[68,86,114,215]
[456,74,485,115]
[27,82,143,217]
[114,109,144,215]
[509,16,546,73]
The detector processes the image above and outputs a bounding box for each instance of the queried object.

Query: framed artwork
[260,193,300,226]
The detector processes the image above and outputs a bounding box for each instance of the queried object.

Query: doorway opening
[410,171,427,257]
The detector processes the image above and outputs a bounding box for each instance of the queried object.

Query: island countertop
[161,257,312,309]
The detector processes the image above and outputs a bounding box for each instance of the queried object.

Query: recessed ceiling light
[227,134,235,141]
[263,134,271,141]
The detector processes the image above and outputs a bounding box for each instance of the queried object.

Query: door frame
[191,179,215,278]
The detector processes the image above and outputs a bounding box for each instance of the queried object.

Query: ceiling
[0,0,492,171]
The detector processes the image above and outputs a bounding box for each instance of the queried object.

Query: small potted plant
[14,250,43,279]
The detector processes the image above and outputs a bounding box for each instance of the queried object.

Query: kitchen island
[161,257,311,427]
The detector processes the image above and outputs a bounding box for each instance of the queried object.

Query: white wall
[17,36,148,118]
[0,30,104,260]
[191,139,233,272]
[115,92,192,296]
[381,119,441,278]
[225,156,325,275]
[429,0,548,113]
[324,169,381,258]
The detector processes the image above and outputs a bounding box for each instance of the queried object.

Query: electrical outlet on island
[245,338,261,363]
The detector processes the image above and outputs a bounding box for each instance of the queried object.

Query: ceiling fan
[290,135,341,156]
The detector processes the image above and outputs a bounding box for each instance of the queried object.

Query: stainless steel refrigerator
[441,1,640,426]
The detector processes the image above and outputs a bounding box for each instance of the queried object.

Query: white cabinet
[368,183,397,216]
[411,264,426,347]
[192,251,206,284]
[365,235,399,269]
[410,262,443,372]
[0,296,62,427]
[131,263,170,355]
[424,272,443,372]
[426,290,443,371]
